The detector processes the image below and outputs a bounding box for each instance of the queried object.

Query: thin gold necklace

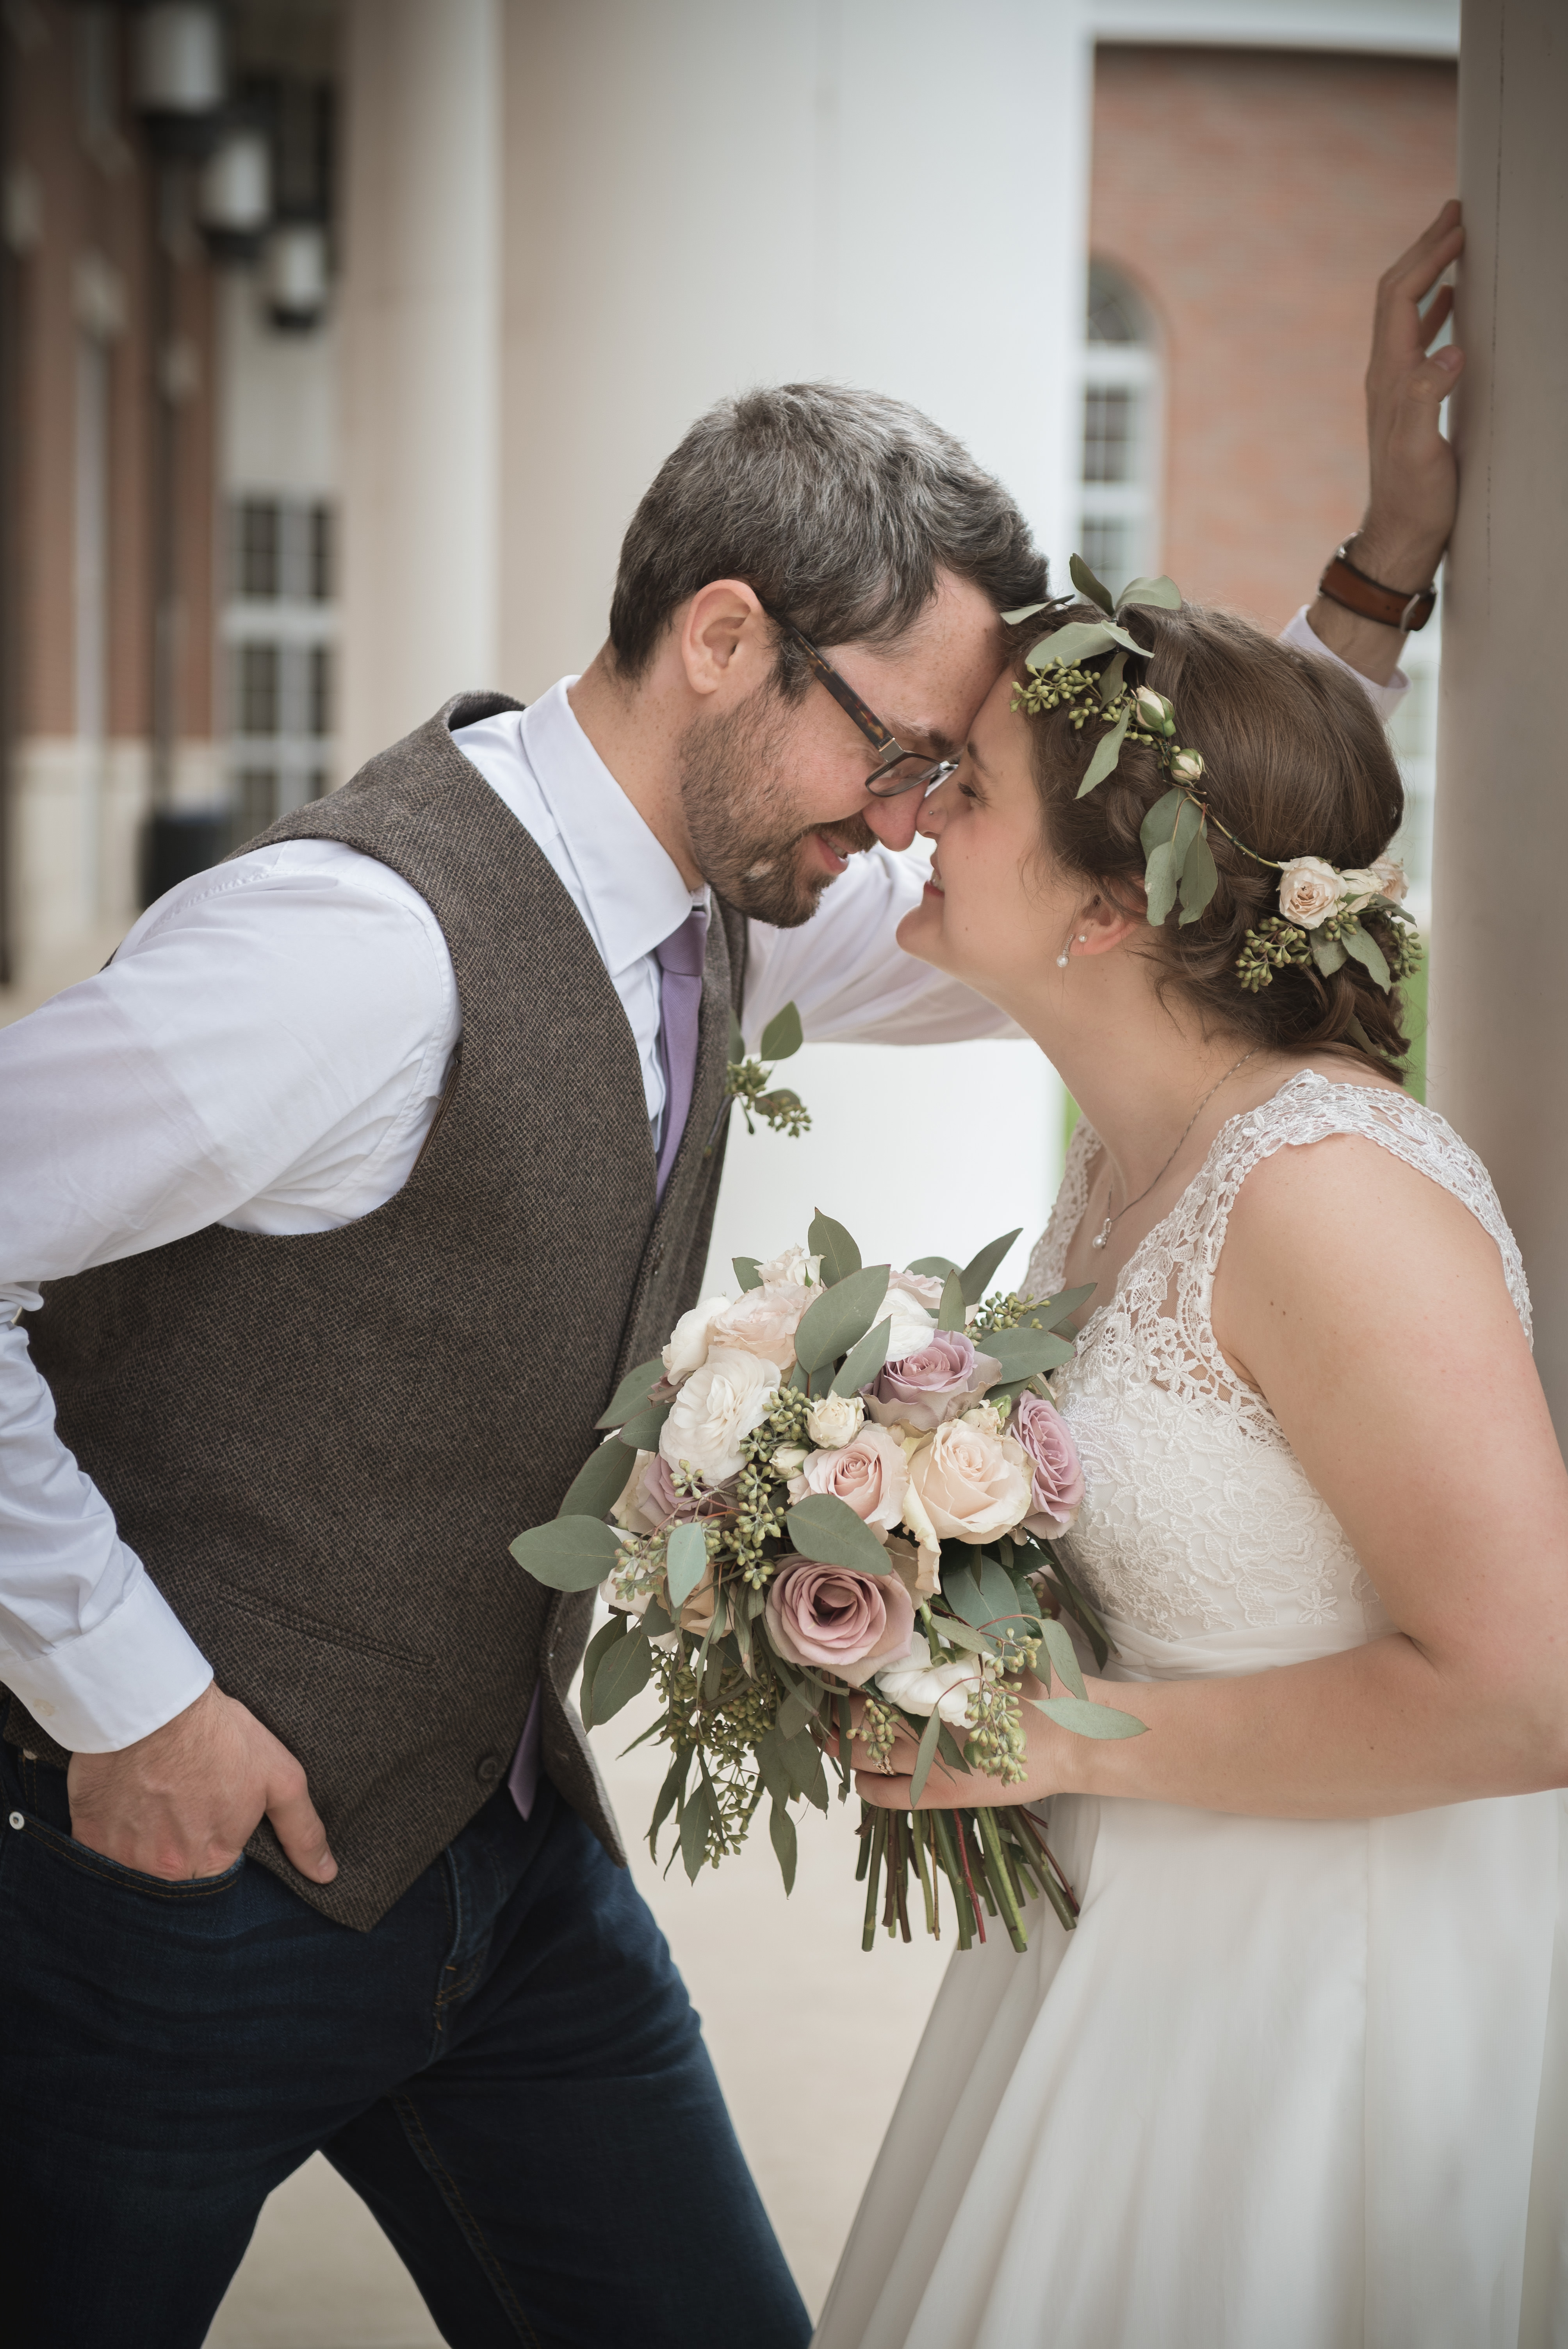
[1089,1048,1258,1253]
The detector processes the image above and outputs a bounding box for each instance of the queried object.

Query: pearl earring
[1057,932,1087,968]
[1055,951,1069,968]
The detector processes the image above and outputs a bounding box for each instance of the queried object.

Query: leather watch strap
[1318,542,1436,633]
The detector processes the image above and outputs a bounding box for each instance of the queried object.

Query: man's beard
[677,693,876,927]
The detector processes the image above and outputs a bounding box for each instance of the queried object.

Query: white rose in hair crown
[1005,553,1424,1021]
[510,1208,1144,1957]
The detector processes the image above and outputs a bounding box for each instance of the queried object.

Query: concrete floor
[205,1678,951,2344]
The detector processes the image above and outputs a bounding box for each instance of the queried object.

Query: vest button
[475,1752,503,1784]
[7,1811,23,1830]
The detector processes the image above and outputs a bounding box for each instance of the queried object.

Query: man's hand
[1311,199,1466,681]
[67,1683,337,1884]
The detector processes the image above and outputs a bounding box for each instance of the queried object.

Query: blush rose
[786,1423,909,1536]
[907,1416,1032,1545]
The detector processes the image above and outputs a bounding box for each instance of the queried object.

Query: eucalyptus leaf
[1078,704,1131,796]
[1041,1281,1095,1330]
[1311,934,1347,977]
[776,1687,818,1742]
[556,1434,635,1523]
[665,1520,709,1614]
[1178,830,1219,927]
[1139,785,1185,859]
[755,1727,793,1806]
[830,1315,891,1399]
[508,1515,623,1593]
[617,1397,672,1451]
[1043,1561,1112,1672]
[759,1001,804,1062]
[983,1326,1075,1383]
[680,1782,711,1882]
[1068,551,1115,613]
[595,1355,666,1431]
[800,1739,831,1814]
[1038,1616,1087,1701]
[732,1254,763,1292]
[906,1254,959,1279]
[588,1624,653,1723]
[1026,620,1148,671]
[1117,574,1182,611]
[908,1706,946,1806]
[1097,650,1128,705]
[793,1263,891,1376]
[807,1210,861,1287]
[942,1554,1037,1645]
[769,1796,798,1895]
[1000,599,1055,624]
[727,1007,745,1064]
[647,1747,690,1861]
[1029,1693,1147,1740]
[785,1492,893,1576]
[937,1271,967,1333]
[577,1610,627,1731]
[1170,795,1203,873]
[959,1227,1023,1305]
[935,1721,969,1772]
[1341,922,1392,991]
[1144,838,1180,927]
[928,1614,995,1658]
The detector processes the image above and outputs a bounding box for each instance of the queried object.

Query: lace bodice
[1025,1072,1531,1668]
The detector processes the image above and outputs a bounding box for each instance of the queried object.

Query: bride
[813,567,1568,2335]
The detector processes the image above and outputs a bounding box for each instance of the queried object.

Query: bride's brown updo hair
[1013,597,1413,1082]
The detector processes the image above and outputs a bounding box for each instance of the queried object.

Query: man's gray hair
[608,383,1049,687]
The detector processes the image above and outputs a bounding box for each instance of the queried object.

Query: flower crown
[1005,556,1421,1003]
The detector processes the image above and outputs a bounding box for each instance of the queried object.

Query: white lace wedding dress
[815,1073,1568,2349]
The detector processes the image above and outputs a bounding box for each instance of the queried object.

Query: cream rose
[863,1273,940,1363]
[1370,854,1408,904]
[658,1347,779,1485]
[709,1281,811,1372]
[873,1633,984,1728]
[805,1392,864,1449]
[907,1417,1032,1545]
[788,1423,909,1536]
[1277,855,1344,929]
[662,1294,732,1385]
[757,1243,821,1290]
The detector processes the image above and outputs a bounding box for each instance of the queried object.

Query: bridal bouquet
[511,1214,1144,1953]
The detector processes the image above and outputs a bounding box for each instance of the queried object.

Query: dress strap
[1189,1070,1532,1346]
[1026,1115,1101,1301]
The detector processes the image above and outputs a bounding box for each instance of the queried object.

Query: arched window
[1078,260,1163,590]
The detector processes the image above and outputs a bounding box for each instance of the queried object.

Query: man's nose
[862,791,925,853]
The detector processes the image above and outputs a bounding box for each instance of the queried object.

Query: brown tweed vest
[12,693,746,1931]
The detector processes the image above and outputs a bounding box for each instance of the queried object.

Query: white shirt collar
[519,679,707,978]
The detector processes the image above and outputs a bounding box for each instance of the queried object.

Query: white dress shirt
[0,618,1403,1752]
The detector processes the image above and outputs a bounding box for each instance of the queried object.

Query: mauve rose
[787,1424,909,1536]
[615,1449,735,1533]
[1009,1392,1085,1539]
[765,1556,914,1686]
[864,1331,1004,1433]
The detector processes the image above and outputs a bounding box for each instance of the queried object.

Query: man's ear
[677,580,770,700]
[1074,891,1145,957]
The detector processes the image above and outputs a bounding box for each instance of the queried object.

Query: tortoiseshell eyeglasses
[770,614,960,799]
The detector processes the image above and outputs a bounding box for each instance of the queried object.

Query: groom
[0,217,1458,2349]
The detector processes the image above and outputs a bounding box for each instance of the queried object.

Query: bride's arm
[863,1134,1568,1820]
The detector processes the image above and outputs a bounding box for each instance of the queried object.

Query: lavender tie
[654,906,709,1200]
[506,905,708,1823]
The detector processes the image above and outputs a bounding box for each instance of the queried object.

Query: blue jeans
[0,1740,809,2349]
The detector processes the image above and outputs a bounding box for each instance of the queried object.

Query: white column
[339,0,502,774]
[1431,0,1568,1431]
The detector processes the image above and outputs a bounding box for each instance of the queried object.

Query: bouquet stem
[858,1800,1079,1955]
